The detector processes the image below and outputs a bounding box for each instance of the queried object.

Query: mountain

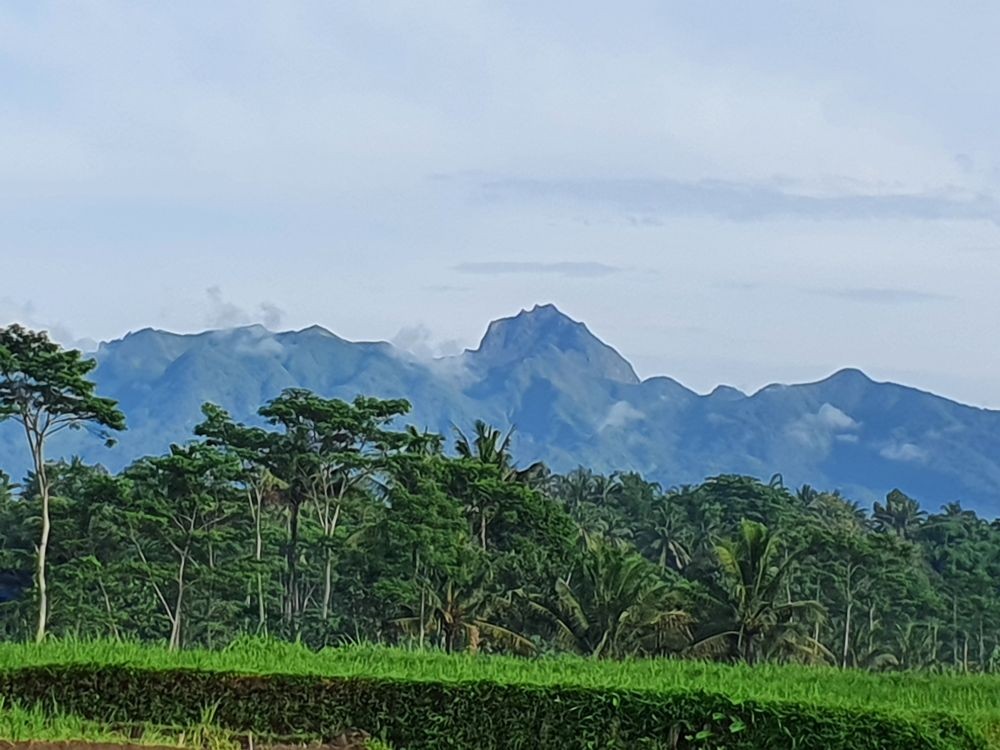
[2,303,1000,514]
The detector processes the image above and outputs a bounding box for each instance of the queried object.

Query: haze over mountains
[3,304,1000,515]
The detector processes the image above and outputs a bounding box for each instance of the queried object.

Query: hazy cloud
[454,261,623,277]
[810,288,953,304]
[599,401,645,431]
[392,323,464,359]
[0,297,97,352]
[204,287,286,330]
[880,441,929,463]
[786,403,861,454]
[480,177,1000,224]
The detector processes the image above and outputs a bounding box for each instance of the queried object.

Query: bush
[0,666,984,750]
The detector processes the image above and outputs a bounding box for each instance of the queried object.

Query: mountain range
[2,303,1000,514]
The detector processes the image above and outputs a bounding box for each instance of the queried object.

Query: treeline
[1,324,999,671]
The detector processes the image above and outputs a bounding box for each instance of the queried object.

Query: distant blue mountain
[2,303,1000,514]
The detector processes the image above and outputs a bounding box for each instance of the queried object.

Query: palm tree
[528,542,689,659]
[691,520,827,664]
[571,503,634,551]
[453,420,548,550]
[642,500,691,572]
[872,489,926,539]
[453,420,545,485]
[393,570,532,654]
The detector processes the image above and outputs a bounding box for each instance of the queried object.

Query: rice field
[0,698,235,748]
[0,638,996,747]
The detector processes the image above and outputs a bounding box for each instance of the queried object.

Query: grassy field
[0,698,236,748]
[0,638,995,749]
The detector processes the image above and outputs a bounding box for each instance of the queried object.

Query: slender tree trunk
[979,618,986,670]
[320,503,341,621]
[254,489,266,634]
[97,580,120,641]
[841,564,854,669]
[286,501,300,623]
[31,434,49,644]
[842,599,853,668]
[169,552,188,651]
[953,595,959,666]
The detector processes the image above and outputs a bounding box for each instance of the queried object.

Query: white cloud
[0,297,97,352]
[786,403,860,454]
[1,3,1000,408]
[599,401,645,431]
[880,441,928,463]
[204,287,285,331]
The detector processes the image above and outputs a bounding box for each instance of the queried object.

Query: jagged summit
[4,305,1000,514]
[469,303,640,384]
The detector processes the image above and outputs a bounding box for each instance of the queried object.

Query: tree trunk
[979,618,986,670]
[321,554,333,621]
[320,502,341,621]
[841,564,854,669]
[953,595,959,666]
[31,436,49,644]
[169,553,187,651]
[842,599,853,669]
[252,487,266,634]
[286,501,300,623]
[97,579,121,641]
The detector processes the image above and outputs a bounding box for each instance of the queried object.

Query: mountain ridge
[3,304,999,515]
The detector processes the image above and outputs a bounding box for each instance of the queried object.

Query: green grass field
[0,697,237,748]
[0,638,995,749]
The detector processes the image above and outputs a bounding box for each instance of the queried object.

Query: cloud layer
[1,3,999,407]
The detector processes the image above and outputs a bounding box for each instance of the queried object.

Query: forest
[0,323,997,671]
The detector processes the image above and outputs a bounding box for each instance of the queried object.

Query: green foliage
[2,323,1000,688]
[0,661,984,750]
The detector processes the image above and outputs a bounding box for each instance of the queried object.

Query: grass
[0,637,996,747]
[0,698,237,748]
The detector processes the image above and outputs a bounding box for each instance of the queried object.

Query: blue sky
[1,2,998,406]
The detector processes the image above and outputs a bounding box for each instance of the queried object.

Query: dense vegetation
[0,639,993,749]
[1,324,999,674]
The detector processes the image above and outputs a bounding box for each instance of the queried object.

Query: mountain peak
[469,304,640,384]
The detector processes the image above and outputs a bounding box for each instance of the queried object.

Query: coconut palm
[528,541,689,658]
[452,420,549,550]
[642,500,691,572]
[691,520,827,664]
[393,569,532,655]
[453,420,545,485]
[872,489,926,539]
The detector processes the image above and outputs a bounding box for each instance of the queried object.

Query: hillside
[2,303,999,514]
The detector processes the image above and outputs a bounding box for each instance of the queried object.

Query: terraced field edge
[0,666,986,750]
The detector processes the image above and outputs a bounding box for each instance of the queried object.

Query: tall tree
[529,541,689,659]
[872,489,927,540]
[0,325,125,642]
[256,390,410,624]
[692,520,826,664]
[124,444,246,650]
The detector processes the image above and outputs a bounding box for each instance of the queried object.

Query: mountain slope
[2,304,999,515]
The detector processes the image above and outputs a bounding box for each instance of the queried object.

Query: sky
[1,2,999,407]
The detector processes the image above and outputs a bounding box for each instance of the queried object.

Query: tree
[196,404,287,635]
[394,568,532,654]
[642,499,691,572]
[692,520,826,664]
[124,443,247,650]
[255,390,410,624]
[0,325,125,642]
[529,541,689,659]
[872,489,926,540]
